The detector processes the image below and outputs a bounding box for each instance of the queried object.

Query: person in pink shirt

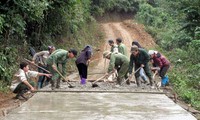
[148,50,170,87]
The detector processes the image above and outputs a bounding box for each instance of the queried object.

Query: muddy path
[88,19,156,80]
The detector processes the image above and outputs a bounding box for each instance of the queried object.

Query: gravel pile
[42,80,163,93]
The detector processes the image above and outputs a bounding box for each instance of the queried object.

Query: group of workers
[12,37,170,100]
[13,46,92,99]
[104,38,170,88]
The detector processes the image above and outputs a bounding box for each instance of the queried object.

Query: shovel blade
[92,83,99,88]
[68,86,75,88]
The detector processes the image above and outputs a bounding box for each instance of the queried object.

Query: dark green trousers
[13,81,35,94]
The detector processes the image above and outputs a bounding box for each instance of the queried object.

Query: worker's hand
[128,73,132,80]
[31,61,35,64]
[30,86,35,92]
[45,74,52,78]
[86,60,90,66]
[155,70,158,74]
[62,77,70,82]
[52,65,57,71]
[151,67,160,71]
[105,73,109,79]
[112,69,117,73]
[141,64,144,68]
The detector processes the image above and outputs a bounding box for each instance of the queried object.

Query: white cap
[148,50,157,55]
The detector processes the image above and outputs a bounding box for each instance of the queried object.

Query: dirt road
[88,19,156,80]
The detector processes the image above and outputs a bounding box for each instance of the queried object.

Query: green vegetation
[1,0,199,111]
[0,0,139,90]
[136,0,200,110]
[0,0,99,89]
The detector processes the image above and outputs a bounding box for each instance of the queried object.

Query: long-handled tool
[24,58,50,73]
[91,75,107,87]
[92,71,113,88]
[121,67,142,85]
[54,69,75,88]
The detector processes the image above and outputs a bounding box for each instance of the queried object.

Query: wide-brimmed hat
[103,51,111,58]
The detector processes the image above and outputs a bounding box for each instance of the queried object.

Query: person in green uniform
[103,51,129,86]
[46,49,77,90]
[116,38,128,56]
[108,40,118,53]
[128,45,153,87]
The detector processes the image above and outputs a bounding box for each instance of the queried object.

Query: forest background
[0,0,199,111]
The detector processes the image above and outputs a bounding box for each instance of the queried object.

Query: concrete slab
[2,93,196,120]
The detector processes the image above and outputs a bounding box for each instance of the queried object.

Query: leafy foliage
[0,47,18,86]
[136,0,200,110]
[91,0,139,16]
[0,0,103,90]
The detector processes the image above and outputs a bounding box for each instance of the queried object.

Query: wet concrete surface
[2,92,196,120]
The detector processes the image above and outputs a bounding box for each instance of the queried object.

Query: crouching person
[148,50,170,87]
[103,51,129,86]
[46,49,77,90]
[128,45,153,87]
[12,62,52,100]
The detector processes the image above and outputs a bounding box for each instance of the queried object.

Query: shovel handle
[24,58,50,73]
[122,67,142,85]
[92,71,114,84]
[54,69,73,87]
[92,75,107,84]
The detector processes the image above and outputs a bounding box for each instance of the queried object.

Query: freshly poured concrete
[3,93,196,120]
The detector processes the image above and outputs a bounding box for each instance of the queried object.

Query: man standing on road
[116,38,128,56]
[108,39,118,53]
[46,48,77,90]
[103,51,129,86]
[128,45,153,87]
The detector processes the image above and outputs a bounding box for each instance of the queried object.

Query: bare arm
[38,73,52,78]
[22,80,35,91]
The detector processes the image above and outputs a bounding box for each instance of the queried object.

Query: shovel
[121,67,142,85]
[92,71,113,88]
[24,58,50,73]
[54,69,75,88]
[91,75,107,87]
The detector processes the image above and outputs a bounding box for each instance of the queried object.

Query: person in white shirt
[13,62,52,100]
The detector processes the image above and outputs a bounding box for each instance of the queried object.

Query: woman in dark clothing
[75,45,92,85]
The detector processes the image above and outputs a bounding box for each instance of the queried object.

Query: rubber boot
[117,77,122,85]
[51,80,55,90]
[141,76,147,84]
[80,78,86,85]
[136,78,141,87]
[126,79,130,85]
[161,76,169,87]
[56,79,61,88]
[149,78,153,86]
